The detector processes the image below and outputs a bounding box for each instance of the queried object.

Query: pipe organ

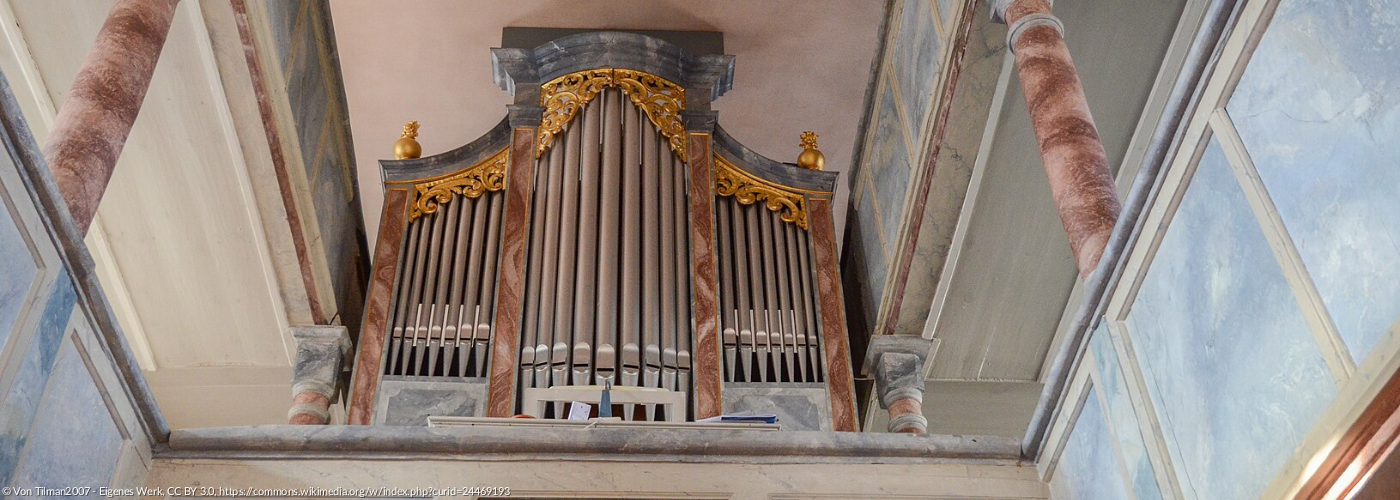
[349,32,858,431]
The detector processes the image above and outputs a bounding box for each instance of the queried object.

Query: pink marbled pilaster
[688,134,722,420]
[810,198,858,432]
[346,188,410,425]
[485,128,536,417]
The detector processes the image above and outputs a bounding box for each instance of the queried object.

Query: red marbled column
[43,0,180,234]
[289,392,331,425]
[346,189,410,425]
[1005,0,1121,277]
[887,398,926,434]
[810,198,859,432]
[687,134,723,420]
[485,128,536,417]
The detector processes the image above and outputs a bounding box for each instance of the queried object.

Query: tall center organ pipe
[517,89,695,419]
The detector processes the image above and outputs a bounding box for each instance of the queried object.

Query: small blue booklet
[697,411,778,424]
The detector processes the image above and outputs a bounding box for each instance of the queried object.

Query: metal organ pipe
[620,102,642,391]
[796,220,822,382]
[552,118,583,392]
[594,90,622,386]
[659,133,677,394]
[717,199,738,380]
[771,211,795,382]
[476,193,504,373]
[459,194,489,374]
[727,198,755,381]
[743,204,767,381]
[672,149,692,409]
[642,117,662,397]
[537,138,567,391]
[442,196,470,375]
[572,94,603,387]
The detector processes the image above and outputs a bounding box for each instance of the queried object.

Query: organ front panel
[349,31,855,430]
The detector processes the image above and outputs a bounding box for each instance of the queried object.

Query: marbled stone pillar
[993,0,1121,277]
[290,326,351,425]
[865,336,934,434]
[42,0,180,234]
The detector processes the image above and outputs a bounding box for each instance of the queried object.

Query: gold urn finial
[797,131,824,171]
[394,120,422,160]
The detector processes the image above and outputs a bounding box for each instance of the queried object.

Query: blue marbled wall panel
[869,77,913,246]
[855,186,888,321]
[1227,0,1400,364]
[0,202,37,351]
[12,337,124,493]
[0,273,75,487]
[892,0,942,141]
[1089,323,1164,500]
[1125,137,1335,500]
[264,0,368,334]
[938,0,959,29]
[1049,389,1132,500]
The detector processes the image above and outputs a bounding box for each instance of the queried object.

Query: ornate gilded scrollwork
[614,69,687,158]
[713,154,810,231]
[537,69,614,158]
[409,148,509,222]
[536,68,687,159]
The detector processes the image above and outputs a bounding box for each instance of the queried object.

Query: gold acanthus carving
[714,155,809,231]
[409,148,509,222]
[536,68,687,159]
[537,69,614,159]
[614,69,688,158]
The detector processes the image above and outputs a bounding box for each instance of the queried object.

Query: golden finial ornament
[394,121,422,160]
[796,131,824,171]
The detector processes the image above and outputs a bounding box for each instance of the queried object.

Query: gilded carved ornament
[536,68,687,158]
[713,154,811,231]
[408,148,509,222]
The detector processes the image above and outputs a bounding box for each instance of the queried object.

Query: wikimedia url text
[1,486,511,497]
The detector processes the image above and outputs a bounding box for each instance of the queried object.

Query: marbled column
[485,128,536,417]
[42,0,180,235]
[865,336,934,434]
[289,326,351,425]
[346,188,410,425]
[810,198,859,432]
[994,0,1121,277]
[687,133,722,420]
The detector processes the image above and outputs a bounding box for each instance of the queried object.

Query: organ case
[348,32,857,431]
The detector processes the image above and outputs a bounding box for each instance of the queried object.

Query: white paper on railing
[567,402,593,421]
